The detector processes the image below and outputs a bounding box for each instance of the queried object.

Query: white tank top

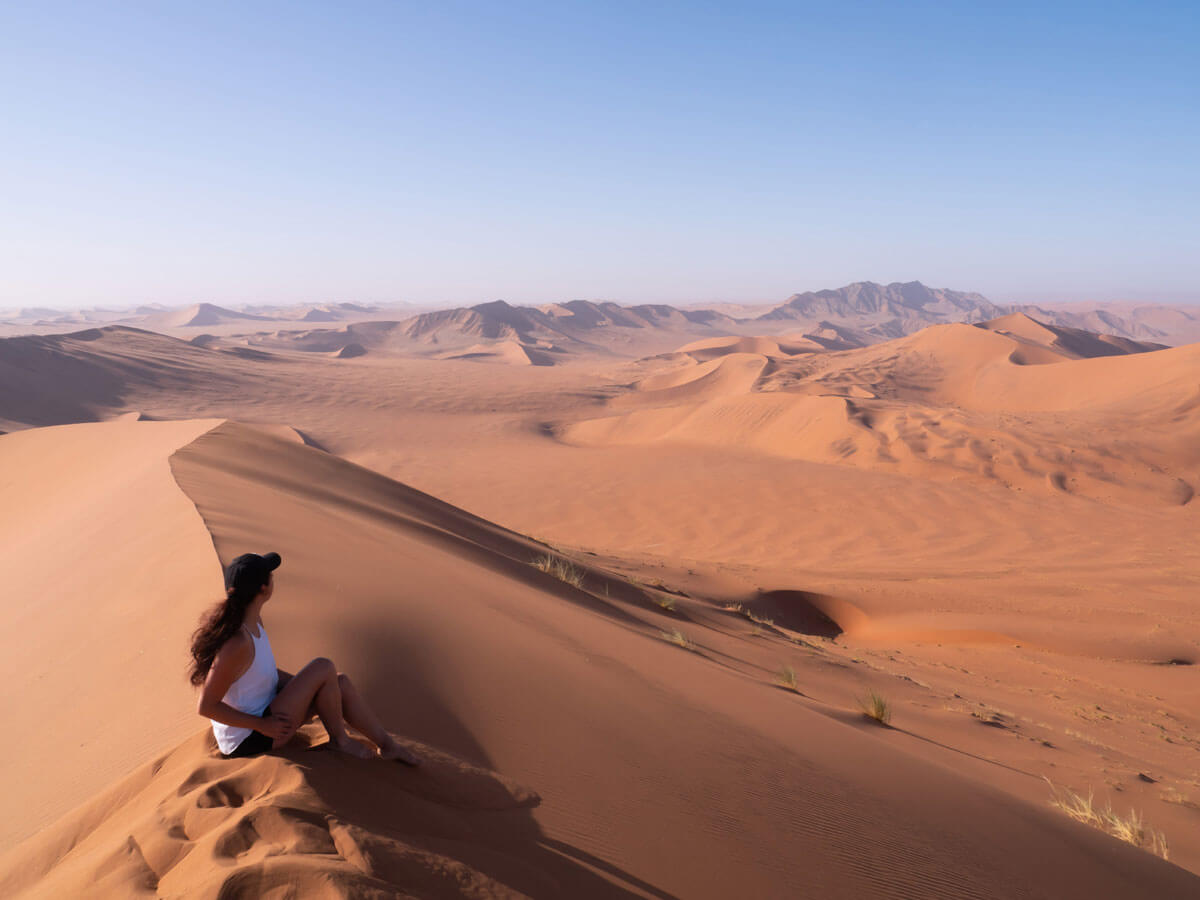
[210,622,279,754]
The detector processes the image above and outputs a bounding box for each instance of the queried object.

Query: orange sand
[1,310,1197,897]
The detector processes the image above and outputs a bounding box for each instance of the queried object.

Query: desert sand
[0,303,1197,898]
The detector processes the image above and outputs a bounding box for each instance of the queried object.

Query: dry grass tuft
[660,629,695,650]
[653,593,676,612]
[857,690,892,725]
[776,665,798,691]
[723,603,775,628]
[1046,780,1169,859]
[532,554,585,589]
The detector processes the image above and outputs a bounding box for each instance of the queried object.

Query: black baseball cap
[225,552,282,593]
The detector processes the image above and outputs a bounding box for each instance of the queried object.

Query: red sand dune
[2,420,1197,898]
[976,312,1167,364]
[673,334,820,359]
[561,321,1198,505]
[2,310,1200,897]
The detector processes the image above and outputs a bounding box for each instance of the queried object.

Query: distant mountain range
[4,283,1198,347]
[0,301,400,331]
[762,281,1003,327]
[755,281,1199,345]
[396,299,737,346]
[387,282,1200,350]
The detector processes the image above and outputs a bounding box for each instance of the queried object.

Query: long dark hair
[188,583,263,686]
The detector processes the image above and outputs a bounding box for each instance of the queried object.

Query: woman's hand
[257,711,297,742]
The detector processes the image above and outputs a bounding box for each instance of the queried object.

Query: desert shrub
[777,665,799,691]
[857,690,892,725]
[1046,781,1168,859]
[660,629,694,650]
[532,555,585,589]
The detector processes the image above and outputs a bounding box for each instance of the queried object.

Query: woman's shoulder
[215,628,255,664]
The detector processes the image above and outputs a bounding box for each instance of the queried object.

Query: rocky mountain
[398,299,738,347]
[1015,304,1200,345]
[7,284,1194,349]
[761,281,1003,323]
[753,281,1197,346]
[756,281,1011,342]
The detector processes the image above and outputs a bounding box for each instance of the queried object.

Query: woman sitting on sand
[190,551,418,764]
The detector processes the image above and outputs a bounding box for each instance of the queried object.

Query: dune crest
[561,321,1198,504]
[0,326,221,430]
[0,419,223,848]
[977,312,1167,365]
[0,728,551,899]
[5,419,1199,897]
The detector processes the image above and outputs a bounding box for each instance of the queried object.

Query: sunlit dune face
[2,303,1199,897]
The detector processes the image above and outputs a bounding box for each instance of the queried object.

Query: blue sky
[1,1,1196,308]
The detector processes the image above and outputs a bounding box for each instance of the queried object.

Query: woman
[190,551,418,764]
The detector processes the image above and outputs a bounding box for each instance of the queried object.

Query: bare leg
[338,673,419,764]
[267,657,373,759]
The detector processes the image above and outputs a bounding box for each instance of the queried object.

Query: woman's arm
[196,633,265,731]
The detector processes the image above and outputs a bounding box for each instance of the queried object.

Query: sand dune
[140,303,277,330]
[437,339,561,366]
[0,420,221,848]
[977,312,1167,364]
[0,328,273,434]
[562,321,1198,504]
[335,341,368,359]
[4,305,1200,897]
[613,351,768,407]
[674,334,820,360]
[0,729,556,898]
[790,321,1184,413]
[240,321,407,356]
[0,327,227,430]
[238,317,573,365]
[3,419,1197,898]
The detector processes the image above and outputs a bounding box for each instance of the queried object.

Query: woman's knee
[337,672,353,691]
[308,657,336,677]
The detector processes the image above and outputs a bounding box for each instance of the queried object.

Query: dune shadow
[342,624,676,899]
[746,590,846,638]
[292,429,331,452]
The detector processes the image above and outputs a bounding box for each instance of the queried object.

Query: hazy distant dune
[139,302,278,329]
[0,326,223,430]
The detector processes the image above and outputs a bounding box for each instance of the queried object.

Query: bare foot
[332,735,375,760]
[378,739,420,766]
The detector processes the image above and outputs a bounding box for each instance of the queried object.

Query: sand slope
[977,313,1167,364]
[0,420,222,848]
[2,420,1198,898]
[0,327,233,430]
[562,322,1199,505]
[143,303,276,329]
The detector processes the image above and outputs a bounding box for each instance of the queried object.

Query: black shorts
[225,703,275,758]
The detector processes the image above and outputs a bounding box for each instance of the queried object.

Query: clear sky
[1,1,1197,309]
